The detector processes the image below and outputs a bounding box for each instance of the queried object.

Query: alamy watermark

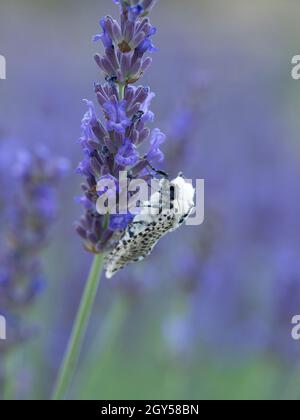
[0,54,6,80]
[291,315,300,341]
[95,172,205,226]
[0,315,6,340]
[291,55,300,80]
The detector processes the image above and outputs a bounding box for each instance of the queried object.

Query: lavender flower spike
[76,0,165,252]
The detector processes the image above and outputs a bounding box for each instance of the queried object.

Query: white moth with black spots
[105,174,195,279]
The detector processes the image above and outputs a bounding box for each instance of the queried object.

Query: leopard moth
[105,173,195,279]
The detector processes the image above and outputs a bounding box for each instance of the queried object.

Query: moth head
[170,176,195,215]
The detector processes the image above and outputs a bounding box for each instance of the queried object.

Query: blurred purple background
[1,0,300,400]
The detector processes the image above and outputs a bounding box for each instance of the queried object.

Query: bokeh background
[1,0,300,400]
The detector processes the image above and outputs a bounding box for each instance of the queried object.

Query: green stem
[51,253,104,400]
[0,358,6,400]
[73,296,128,399]
[3,356,15,400]
[119,83,125,100]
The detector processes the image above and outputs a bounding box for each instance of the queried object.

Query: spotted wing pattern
[105,211,176,278]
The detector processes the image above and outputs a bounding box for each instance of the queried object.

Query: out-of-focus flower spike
[0,143,69,352]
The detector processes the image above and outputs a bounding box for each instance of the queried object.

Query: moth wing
[105,176,196,279]
[105,211,176,278]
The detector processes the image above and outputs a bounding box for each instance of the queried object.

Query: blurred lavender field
[1,0,300,400]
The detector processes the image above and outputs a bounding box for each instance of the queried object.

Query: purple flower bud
[115,138,139,167]
[93,18,113,48]
[136,27,157,54]
[147,128,166,163]
[109,214,134,231]
[103,99,131,133]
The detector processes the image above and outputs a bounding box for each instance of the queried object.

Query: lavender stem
[52,253,104,400]
[119,83,125,100]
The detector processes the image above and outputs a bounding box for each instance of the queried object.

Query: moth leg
[131,220,146,226]
[138,204,161,209]
[143,160,169,179]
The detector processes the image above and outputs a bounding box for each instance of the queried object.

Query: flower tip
[92,34,102,43]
